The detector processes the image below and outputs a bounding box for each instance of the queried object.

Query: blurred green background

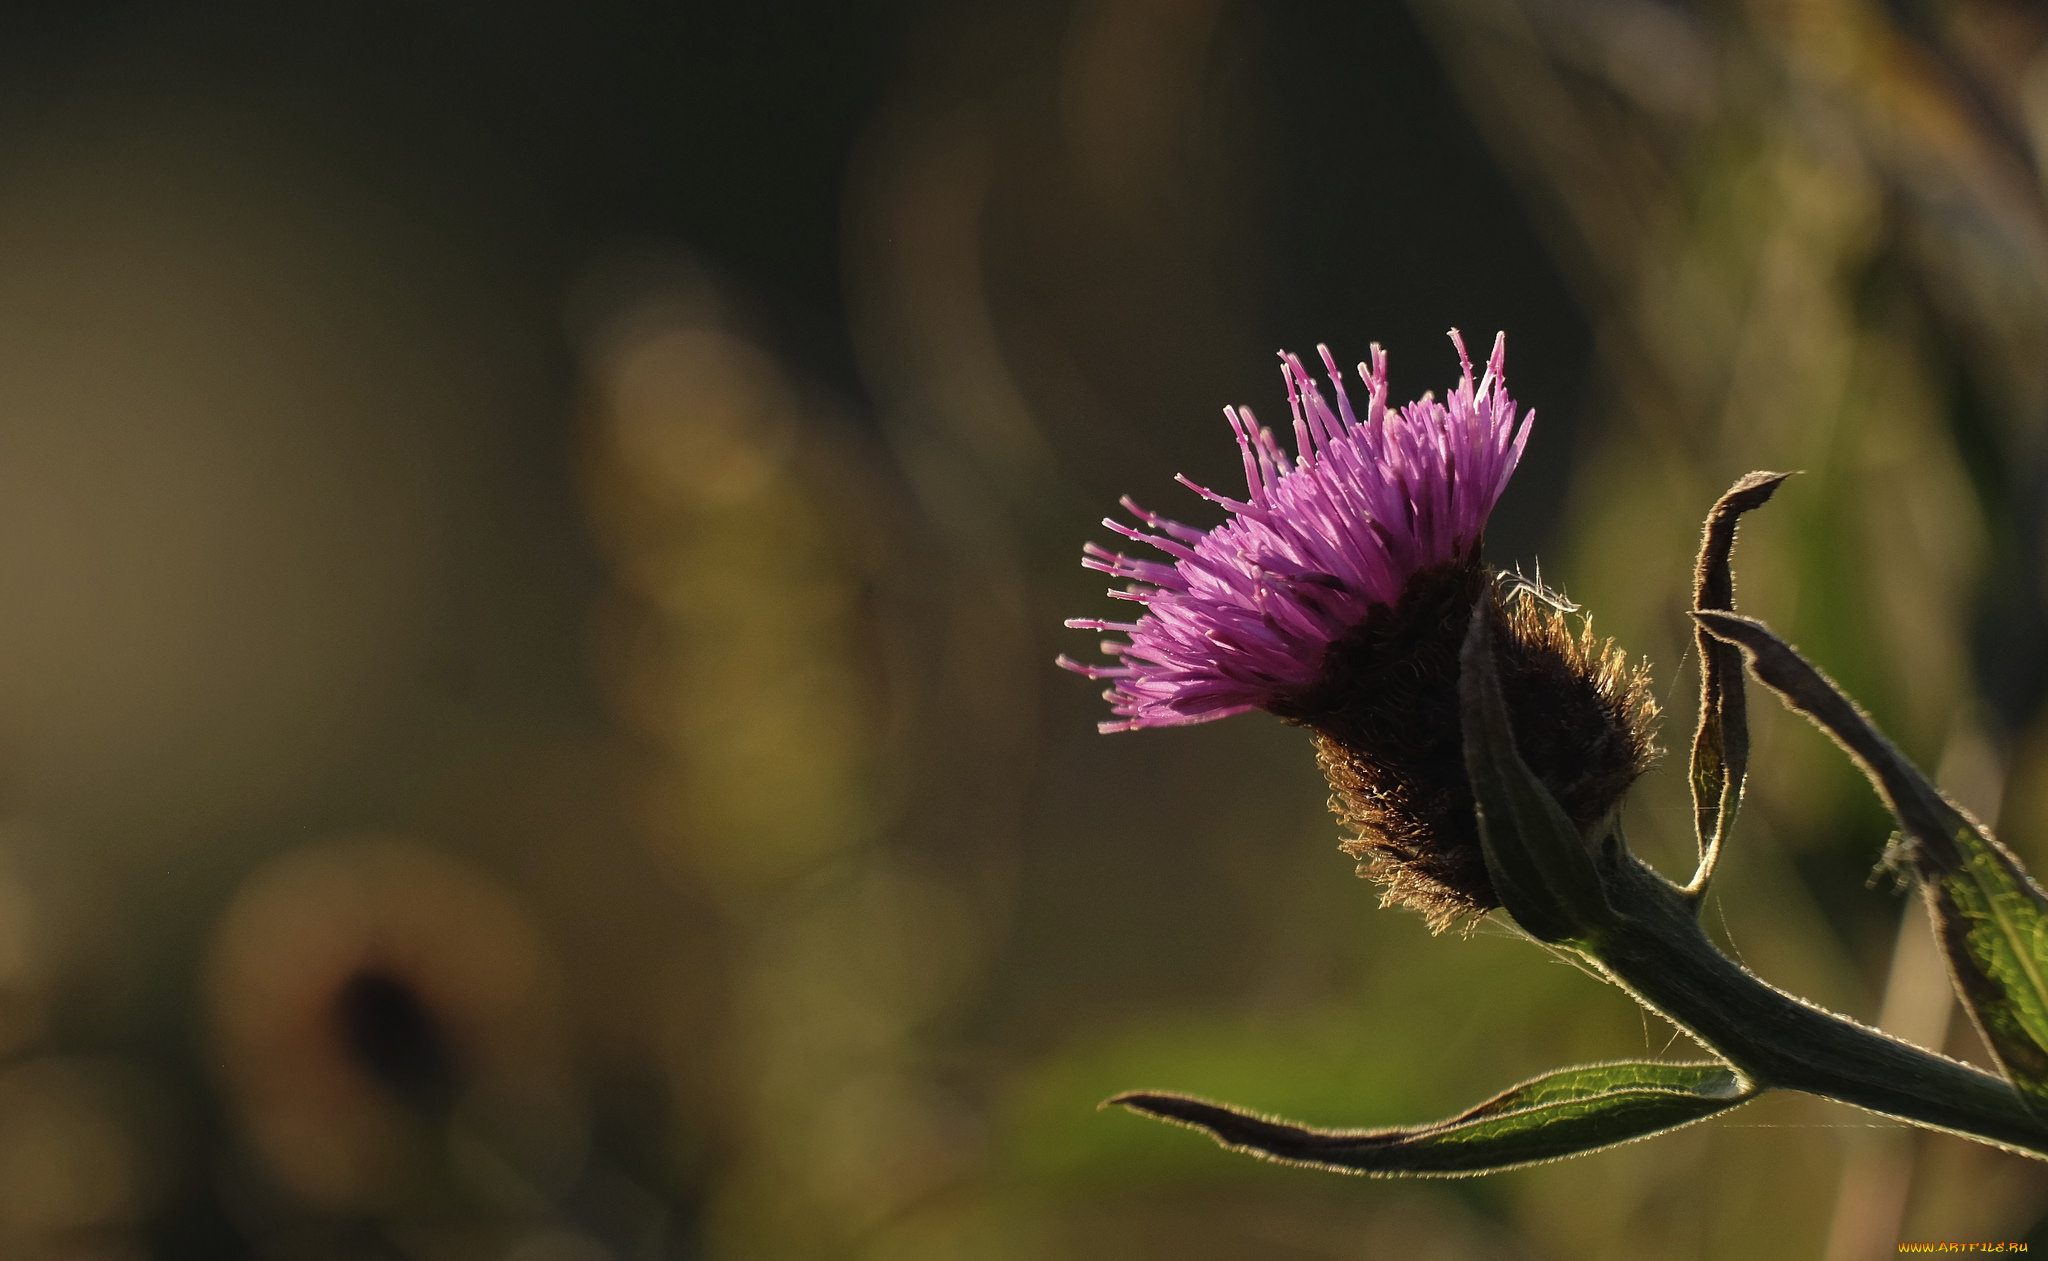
[0,1,2044,1257]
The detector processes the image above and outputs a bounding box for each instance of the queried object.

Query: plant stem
[1586,853,2048,1159]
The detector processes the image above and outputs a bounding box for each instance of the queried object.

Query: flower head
[1060,331,1529,729]
[1062,332,1656,931]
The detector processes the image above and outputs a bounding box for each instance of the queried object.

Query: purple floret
[1059,330,1532,732]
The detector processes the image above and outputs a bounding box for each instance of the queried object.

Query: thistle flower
[1061,332,1656,930]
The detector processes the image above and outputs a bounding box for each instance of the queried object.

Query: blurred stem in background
[576,259,1035,1256]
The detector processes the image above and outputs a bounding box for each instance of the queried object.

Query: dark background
[0,1,2039,1257]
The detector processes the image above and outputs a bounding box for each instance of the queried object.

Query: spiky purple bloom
[1060,331,1531,733]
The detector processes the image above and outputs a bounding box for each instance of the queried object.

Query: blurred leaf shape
[205,834,576,1209]
[1111,1060,1753,1177]
[1696,610,2048,1121]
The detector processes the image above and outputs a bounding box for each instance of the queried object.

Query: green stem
[1585,854,2048,1158]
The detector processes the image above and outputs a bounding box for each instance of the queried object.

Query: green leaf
[1110,1061,1755,1177]
[1695,610,2048,1120]
[1458,595,1612,944]
[1687,471,1792,896]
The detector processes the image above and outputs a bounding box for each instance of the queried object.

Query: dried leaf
[1688,470,1792,890]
